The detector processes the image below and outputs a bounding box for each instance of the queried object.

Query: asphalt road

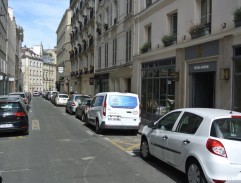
[0,97,186,183]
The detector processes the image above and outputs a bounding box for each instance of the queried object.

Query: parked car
[0,95,30,111]
[65,94,91,115]
[55,94,69,106]
[51,92,59,104]
[33,91,40,97]
[75,98,93,121]
[86,92,141,134]
[47,91,58,101]
[140,108,241,183]
[9,92,29,104]
[0,96,29,135]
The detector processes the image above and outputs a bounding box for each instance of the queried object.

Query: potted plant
[140,42,151,53]
[188,23,209,39]
[233,7,241,27]
[161,34,177,47]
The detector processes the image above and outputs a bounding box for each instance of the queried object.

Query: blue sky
[9,0,69,49]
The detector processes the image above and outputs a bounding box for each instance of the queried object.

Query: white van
[87,92,141,134]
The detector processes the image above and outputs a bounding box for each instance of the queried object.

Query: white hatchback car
[55,94,69,106]
[140,108,241,183]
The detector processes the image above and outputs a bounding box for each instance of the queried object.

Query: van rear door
[107,94,140,126]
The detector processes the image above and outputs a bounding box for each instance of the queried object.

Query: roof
[173,108,241,119]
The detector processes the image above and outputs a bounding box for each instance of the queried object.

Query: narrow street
[0,97,186,183]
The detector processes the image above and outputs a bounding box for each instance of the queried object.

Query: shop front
[189,62,216,108]
[141,57,176,115]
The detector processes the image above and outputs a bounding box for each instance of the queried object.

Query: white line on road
[32,120,40,130]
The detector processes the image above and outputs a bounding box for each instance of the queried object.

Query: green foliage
[161,34,176,43]
[233,7,241,21]
[188,23,205,34]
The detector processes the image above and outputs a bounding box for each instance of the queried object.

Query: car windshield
[0,102,20,112]
[211,118,241,140]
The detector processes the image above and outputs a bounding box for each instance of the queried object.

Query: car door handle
[163,135,168,140]
[183,139,190,144]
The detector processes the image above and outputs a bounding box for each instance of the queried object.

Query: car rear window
[108,95,138,109]
[75,96,90,102]
[0,102,20,111]
[211,118,241,140]
[59,95,68,98]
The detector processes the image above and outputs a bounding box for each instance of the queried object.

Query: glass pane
[141,79,147,111]
[235,61,241,73]
[146,79,153,112]
[234,75,241,112]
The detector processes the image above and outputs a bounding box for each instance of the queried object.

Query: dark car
[0,97,29,135]
[75,98,93,121]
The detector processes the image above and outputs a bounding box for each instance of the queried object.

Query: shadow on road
[132,150,187,183]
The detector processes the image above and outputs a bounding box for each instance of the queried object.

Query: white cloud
[9,0,69,49]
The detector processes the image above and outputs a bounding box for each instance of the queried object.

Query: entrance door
[192,72,215,108]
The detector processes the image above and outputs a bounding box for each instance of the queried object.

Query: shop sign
[9,77,15,81]
[189,62,216,73]
[58,67,64,73]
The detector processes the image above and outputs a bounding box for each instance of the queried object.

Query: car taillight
[103,100,106,116]
[212,179,226,183]
[15,112,26,117]
[206,138,227,158]
[232,115,241,119]
[71,102,76,106]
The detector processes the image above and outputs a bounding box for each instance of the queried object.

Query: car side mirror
[147,122,156,129]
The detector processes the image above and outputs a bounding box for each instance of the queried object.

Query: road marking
[86,130,94,136]
[105,138,140,152]
[82,156,95,161]
[32,120,40,130]
[1,168,30,173]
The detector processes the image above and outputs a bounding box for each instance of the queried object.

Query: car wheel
[95,120,102,134]
[69,108,72,115]
[187,160,207,183]
[140,138,151,160]
[75,111,78,119]
[22,129,29,136]
[81,113,85,122]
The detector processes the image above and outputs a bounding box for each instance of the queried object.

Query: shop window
[141,58,176,115]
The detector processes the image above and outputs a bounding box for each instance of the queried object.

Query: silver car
[140,108,241,183]
[65,94,91,115]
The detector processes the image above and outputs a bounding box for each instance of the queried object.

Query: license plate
[108,118,121,121]
[0,124,13,128]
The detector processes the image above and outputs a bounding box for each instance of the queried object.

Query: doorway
[191,72,215,108]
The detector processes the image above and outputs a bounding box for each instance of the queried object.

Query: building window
[141,58,176,115]
[126,30,132,62]
[113,38,117,66]
[146,0,152,8]
[98,46,101,69]
[201,0,212,25]
[146,25,152,44]
[105,43,108,67]
[126,0,132,15]
[170,12,177,36]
